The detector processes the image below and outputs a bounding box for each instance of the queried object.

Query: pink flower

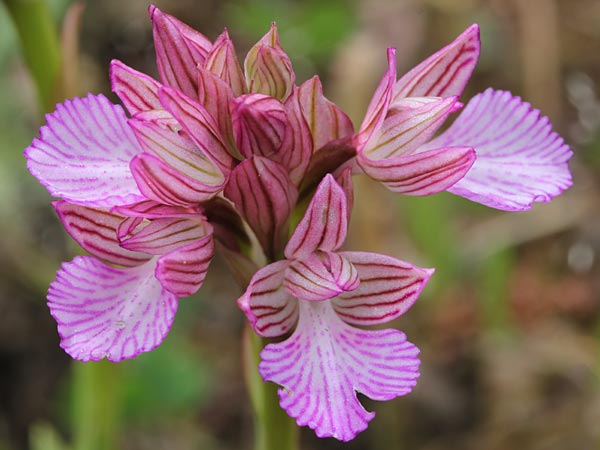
[239,175,433,440]
[354,25,572,211]
[22,7,574,441]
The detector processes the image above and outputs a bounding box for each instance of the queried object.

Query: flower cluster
[25,6,572,441]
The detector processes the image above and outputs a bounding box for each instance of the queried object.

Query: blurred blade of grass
[3,0,63,113]
[399,192,462,293]
[29,423,70,450]
[478,247,516,334]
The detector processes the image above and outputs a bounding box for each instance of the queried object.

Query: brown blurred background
[0,0,599,449]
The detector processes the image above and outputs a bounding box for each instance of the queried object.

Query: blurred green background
[0,0,599,449]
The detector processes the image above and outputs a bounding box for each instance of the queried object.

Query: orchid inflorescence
[25,6,572,442]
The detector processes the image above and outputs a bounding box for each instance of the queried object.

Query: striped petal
[197,67,237,153]
[48,256,178,362]
[112,200,201,218]
[54,201,150,267]
[224,156,298,260]
[260,301,420,441]
[333,252,433,326]
[284,252,359,301]
[393,24,480,101]
[149,5,212,98]
[129,116,226,190]
[297,76,354,152]
[284,174,348,259]
[230,94,288,159]
[130,153,223,206]
[109,60,162,115]
[364,96,459,159]
[25,94,144,207]
[204,29,246,97]
[119,217,209,255]
[244,23,295,101]
[357,146,475,195]
[158,86,233,172]
[335,168,354,225]
[156,234,214,297]
[238,261,298,338]
[427,89,573,210]
[355,48,396,152]
[275,87,312,185]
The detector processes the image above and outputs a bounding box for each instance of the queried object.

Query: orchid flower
[22,5,573,445]
[239,174,433,440]
[353,26,572,211]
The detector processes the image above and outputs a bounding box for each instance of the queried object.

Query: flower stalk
[71,361,121,450]
[244,326,299,450]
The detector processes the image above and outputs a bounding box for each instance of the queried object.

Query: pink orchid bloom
[353,25,572,211]
[49,200,213,362]
[239,175,433,441]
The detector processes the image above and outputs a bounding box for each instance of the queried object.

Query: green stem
[4,0,63,112]
[71,361,121,450]
[243,325,299,450]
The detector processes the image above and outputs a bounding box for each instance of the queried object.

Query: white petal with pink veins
[427,89,573,210]
[25,94,144,207]
[260,301,420,441]
[48,256,178,362]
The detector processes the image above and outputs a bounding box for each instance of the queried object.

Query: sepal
[297,76,354,152]
[110,60,162,115]
[393,24,480,100]
[149,5,212,97]
[230,94,288,159]
[285,174,348,259]
[225,156,298,259]
[204,29,246,97]
[244,23,295,101]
